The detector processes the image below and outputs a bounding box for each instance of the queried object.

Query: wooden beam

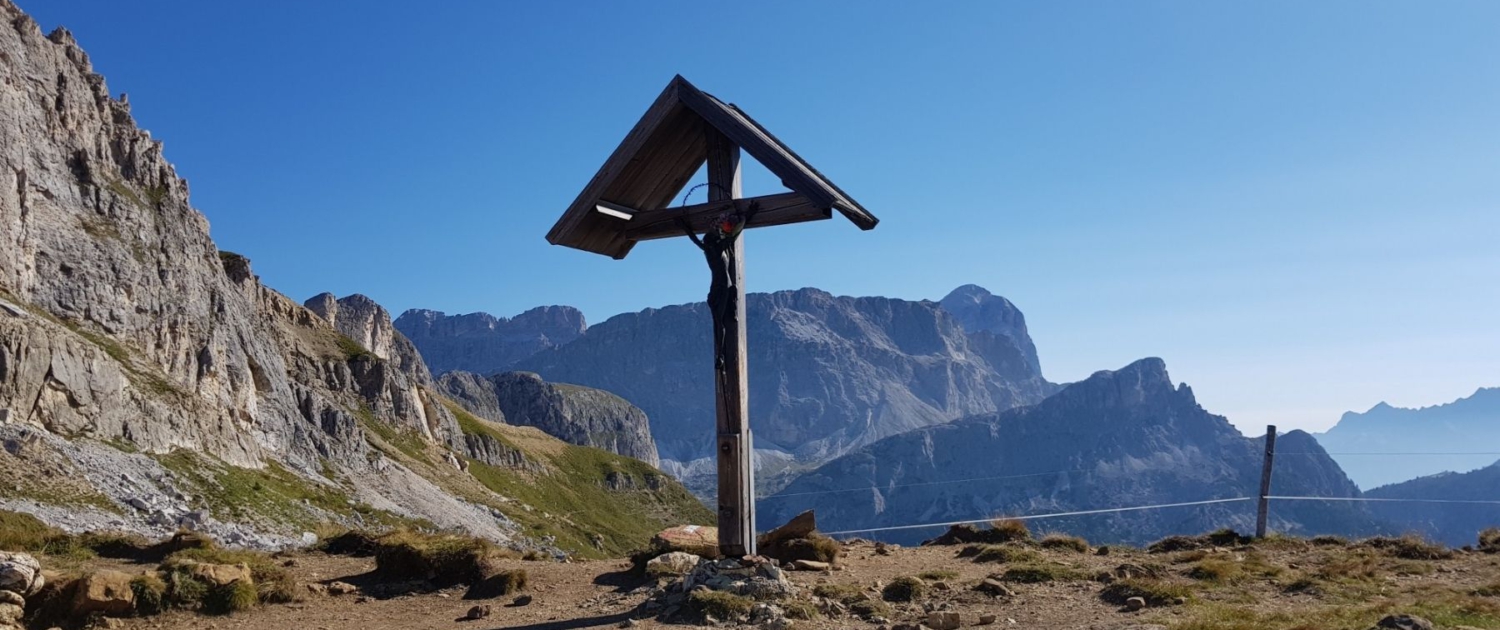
[708,127,755,558]
[676,81,878,231]
[622,192,829,241]
[546,79,683,247]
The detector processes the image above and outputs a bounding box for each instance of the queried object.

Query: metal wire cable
[1267,495,1500,505]
[821,497,1255,536]
[1278,452,1500,456]
[760,467,1096,501]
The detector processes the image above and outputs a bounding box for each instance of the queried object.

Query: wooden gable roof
[546,75,877,259]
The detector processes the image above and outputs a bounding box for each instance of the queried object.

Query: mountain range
[760,358,1379,545]
[1315,387,1500,489]
[1363,460,1500,547]
[420,285,1061,495]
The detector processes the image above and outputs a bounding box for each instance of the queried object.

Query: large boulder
[71,570,136,618]
[653,525,719,559]
[0,552,43,596]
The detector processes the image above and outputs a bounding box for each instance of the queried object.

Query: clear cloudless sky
[21,1,1500,435]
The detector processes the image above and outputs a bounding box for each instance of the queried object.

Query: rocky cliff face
[0,1,706,555]
[762,358,1378,545]
[394,306,585,377]
[939,284,1042,381]
[437,370,659,467]
[1364,460,1500,547]
[1315,387,1500,490]
[513,287,1057,494]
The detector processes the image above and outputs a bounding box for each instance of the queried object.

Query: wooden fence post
[1256,425,1277,539]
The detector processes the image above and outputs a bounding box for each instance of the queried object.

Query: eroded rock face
[438,370,659,467]
[394,306,586,377]
[0,0,496,543]
[514,287,1057,489]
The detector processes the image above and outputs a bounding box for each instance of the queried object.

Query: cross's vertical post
[708,128,755,557]
[1256,424,1277,539]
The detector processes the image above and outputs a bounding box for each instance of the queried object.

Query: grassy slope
[442,398,712,558]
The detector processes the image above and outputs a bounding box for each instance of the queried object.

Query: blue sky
[23,1,1500,434]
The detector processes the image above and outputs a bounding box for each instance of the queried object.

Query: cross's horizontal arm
[619,192,831,242]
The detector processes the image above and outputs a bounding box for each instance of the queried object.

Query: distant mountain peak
[937,284,1042,378]
[1317,385,1500,490]
[393,305,586,376]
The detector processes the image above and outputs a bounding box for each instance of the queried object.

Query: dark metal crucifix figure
[681,203,761,371]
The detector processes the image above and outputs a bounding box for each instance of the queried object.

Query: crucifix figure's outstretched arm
[677,217,706,250]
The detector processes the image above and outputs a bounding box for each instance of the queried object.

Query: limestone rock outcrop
[0,0,706,553]
[513,287,1058,493]
[438,370,659,467]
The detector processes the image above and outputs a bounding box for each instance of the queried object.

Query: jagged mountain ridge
[509,286,1058,494]
[437,370,659,467]
[0,1,706,556]
[762,358,1378,545]
[1363,460,1500,547]
[394,306,586,376]
[1315,387,1500,489]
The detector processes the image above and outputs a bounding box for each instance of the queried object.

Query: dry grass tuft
[1039,533,1090,553]
[373,530,508,586]
[760,532,842,564]
[1479,528,1500,553]
[882,576,928,602]
[970,544,1044,564]
[688,590,752,620]
[1361,534,1453,560]
[1100,578,1192,606]
[203,579,258,615]
[918,569,959,581]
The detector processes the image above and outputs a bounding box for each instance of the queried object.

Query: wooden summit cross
[545,75,877,557]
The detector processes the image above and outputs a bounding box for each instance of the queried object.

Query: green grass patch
[967,544,1043,564]
[163,544,297,605]
[849,598,891,620]
[155,450,411,531]
[203,579,258,615]
[356,405,430,462]
[336,334,375,361]
[450,400,711,558]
